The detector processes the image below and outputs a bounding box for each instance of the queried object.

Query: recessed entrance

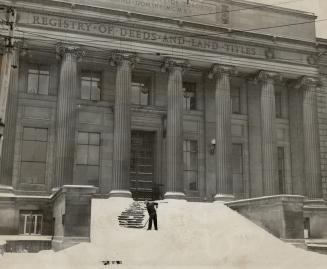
[130,130,158,200]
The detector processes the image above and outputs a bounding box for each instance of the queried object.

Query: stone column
[109,53,138,198]
[209,64,235,201]
[0,44,14,165]
[0,47,19,187]
[257,71,281,196]
[296,76,322,199]
[162,58,189,199]
[54,44,84,188]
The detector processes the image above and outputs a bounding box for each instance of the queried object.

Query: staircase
[118,201,147,229]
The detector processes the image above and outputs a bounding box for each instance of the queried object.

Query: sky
[248,0,327,39]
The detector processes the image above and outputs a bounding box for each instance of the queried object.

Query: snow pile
[1,197,327,269]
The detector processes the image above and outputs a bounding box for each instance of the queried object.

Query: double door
[130,131,157,200]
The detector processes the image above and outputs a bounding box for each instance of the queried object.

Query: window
[76,132,100,186]
[231,87,241,114]
[131,74,151,105]
[81,71,101,101]
[275,91,282,118]
[232,144,243,175]
[278,146,285,194]
[19,211,43,235]
[20,127,48,184]
[232,143,243,196]
[183,82,196,110]
[183,140,198,191]
[27,65,50,95]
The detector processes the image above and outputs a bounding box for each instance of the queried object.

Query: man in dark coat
[145,200,158,230]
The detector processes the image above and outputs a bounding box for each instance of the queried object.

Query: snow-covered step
[117,201,147,229]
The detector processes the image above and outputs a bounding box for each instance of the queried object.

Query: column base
[214,194,234,202]
[108,190,132,198]
[164,192,186,200]
[0,185,14,194]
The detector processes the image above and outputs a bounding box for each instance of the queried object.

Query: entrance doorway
[130,130,159,200]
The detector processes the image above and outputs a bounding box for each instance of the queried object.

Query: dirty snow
[1,197,327,269]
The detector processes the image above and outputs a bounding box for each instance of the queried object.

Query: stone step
[121,213,144,216]
[118,216,144,219]
[118,202,147,229]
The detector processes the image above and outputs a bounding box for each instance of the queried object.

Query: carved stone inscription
[19,13,265,58]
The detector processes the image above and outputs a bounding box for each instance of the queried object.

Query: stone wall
[227,195,305,239]
[0,194,53,236]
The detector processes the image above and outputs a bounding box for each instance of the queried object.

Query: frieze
[18,13,267,59]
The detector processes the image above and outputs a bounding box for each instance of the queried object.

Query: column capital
[161,57,190,73]
[294,76,321,90]
[109,51,139,68]
[56,43,85,59]
[208,64,236,79]
[255,70,282,84]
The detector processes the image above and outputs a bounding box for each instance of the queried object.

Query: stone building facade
[0,0,327,249]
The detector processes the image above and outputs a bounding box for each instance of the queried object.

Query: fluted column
[296,76,322,199]
[109,53,138,198]
[54,44,84,188]
[162,58,189,199]
[0,47,19,186]
[257,71,281,195]
[209,65,235,201]
[0,45,14,167]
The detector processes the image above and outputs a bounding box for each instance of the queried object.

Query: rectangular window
[20,127,48,184]
[76,132,100,186]
[131,74,151,105]
[232,144,243,175]
[19,211,43,235]
[81,71,101,101]
[275,91,282,118]
[232,143,243,196]
[183,140,198,191]
[27,65,50,95]
[183,82,196,111]
[278,146,285,194]
[231,87,241,114]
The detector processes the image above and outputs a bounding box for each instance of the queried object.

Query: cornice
[225,0,316,19]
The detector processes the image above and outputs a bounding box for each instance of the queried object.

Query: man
[145,200,158,230]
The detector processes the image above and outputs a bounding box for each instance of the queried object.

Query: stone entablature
[9,4,318,69]
[34,0,316,41]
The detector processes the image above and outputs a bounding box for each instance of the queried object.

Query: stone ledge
[0,235,52,241]
[51,185,99,201]
[226,195,305,208]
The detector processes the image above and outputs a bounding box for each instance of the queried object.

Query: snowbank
[1,197,327,269]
